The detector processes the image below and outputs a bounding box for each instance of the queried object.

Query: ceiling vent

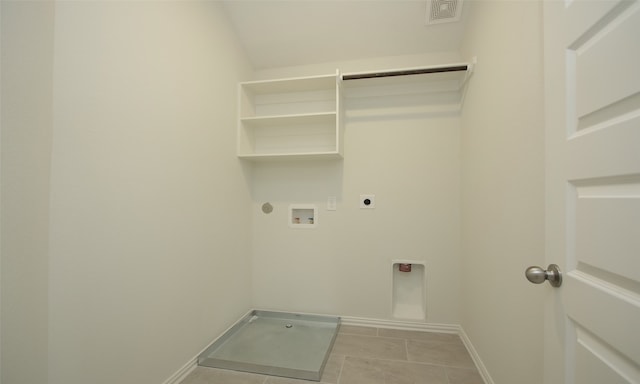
[425,0,463,25]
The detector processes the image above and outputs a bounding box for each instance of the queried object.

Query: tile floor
[180,325,484,384]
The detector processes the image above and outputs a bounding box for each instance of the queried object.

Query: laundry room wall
[46,2,254,383]
[459,1,545,383]
[249,52,465,325]
[1,2,54,383]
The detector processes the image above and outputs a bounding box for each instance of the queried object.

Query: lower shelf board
[238,152,343,161]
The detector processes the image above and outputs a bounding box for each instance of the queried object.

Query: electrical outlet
[327,196,337,211]
[360,194,375,209]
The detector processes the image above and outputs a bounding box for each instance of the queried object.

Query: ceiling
[221,0,468,70]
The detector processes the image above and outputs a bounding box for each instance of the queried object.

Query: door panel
[544,0,640,382]
[575,197,640,281]
[575,329,637,384]
[565,274,640,366]
[573,2,640,117]
[565,0,621,45]
[567,117,640,178]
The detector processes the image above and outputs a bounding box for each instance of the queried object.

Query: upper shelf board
[241,73,338,95]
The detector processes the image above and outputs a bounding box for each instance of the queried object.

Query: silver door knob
[525,264,562,287]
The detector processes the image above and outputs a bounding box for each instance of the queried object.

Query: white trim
[459,327,495,384]
[163,312,494,384]
[161,358,197,384]
[343,316,493,384]
[162,309,256,384]
[340,315,460,334]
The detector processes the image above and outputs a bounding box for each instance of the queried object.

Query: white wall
[250,53,464,324]
[1,2,549,383]
[1,2,54,383]
[460,2,545,383]
[1,2,253,384]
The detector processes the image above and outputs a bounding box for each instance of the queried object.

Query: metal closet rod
[342,65,468,81]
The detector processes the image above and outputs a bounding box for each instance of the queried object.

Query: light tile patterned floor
[180,325,484,384]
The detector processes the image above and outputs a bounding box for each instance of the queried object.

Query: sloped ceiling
[221,0,468,70]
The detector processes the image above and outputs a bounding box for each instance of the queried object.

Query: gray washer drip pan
[198,310,341,381]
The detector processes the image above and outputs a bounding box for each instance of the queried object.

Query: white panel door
[544,0,640,383]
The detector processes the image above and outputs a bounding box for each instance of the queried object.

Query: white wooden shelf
[237,71,343,160]
[236,63,474,161]
[241,74,338,96]
[240,112,336,128]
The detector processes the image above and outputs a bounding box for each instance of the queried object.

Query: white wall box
[289,205,318,229]
[237,71,343,160]
[391,260,426,321]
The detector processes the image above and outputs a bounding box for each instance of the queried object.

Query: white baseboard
[340,315,460,334]
[163,312,494,384]
[161,357,197,384]
[342,316,494,384]
[458,327,495,384]
[162,309,256,384]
